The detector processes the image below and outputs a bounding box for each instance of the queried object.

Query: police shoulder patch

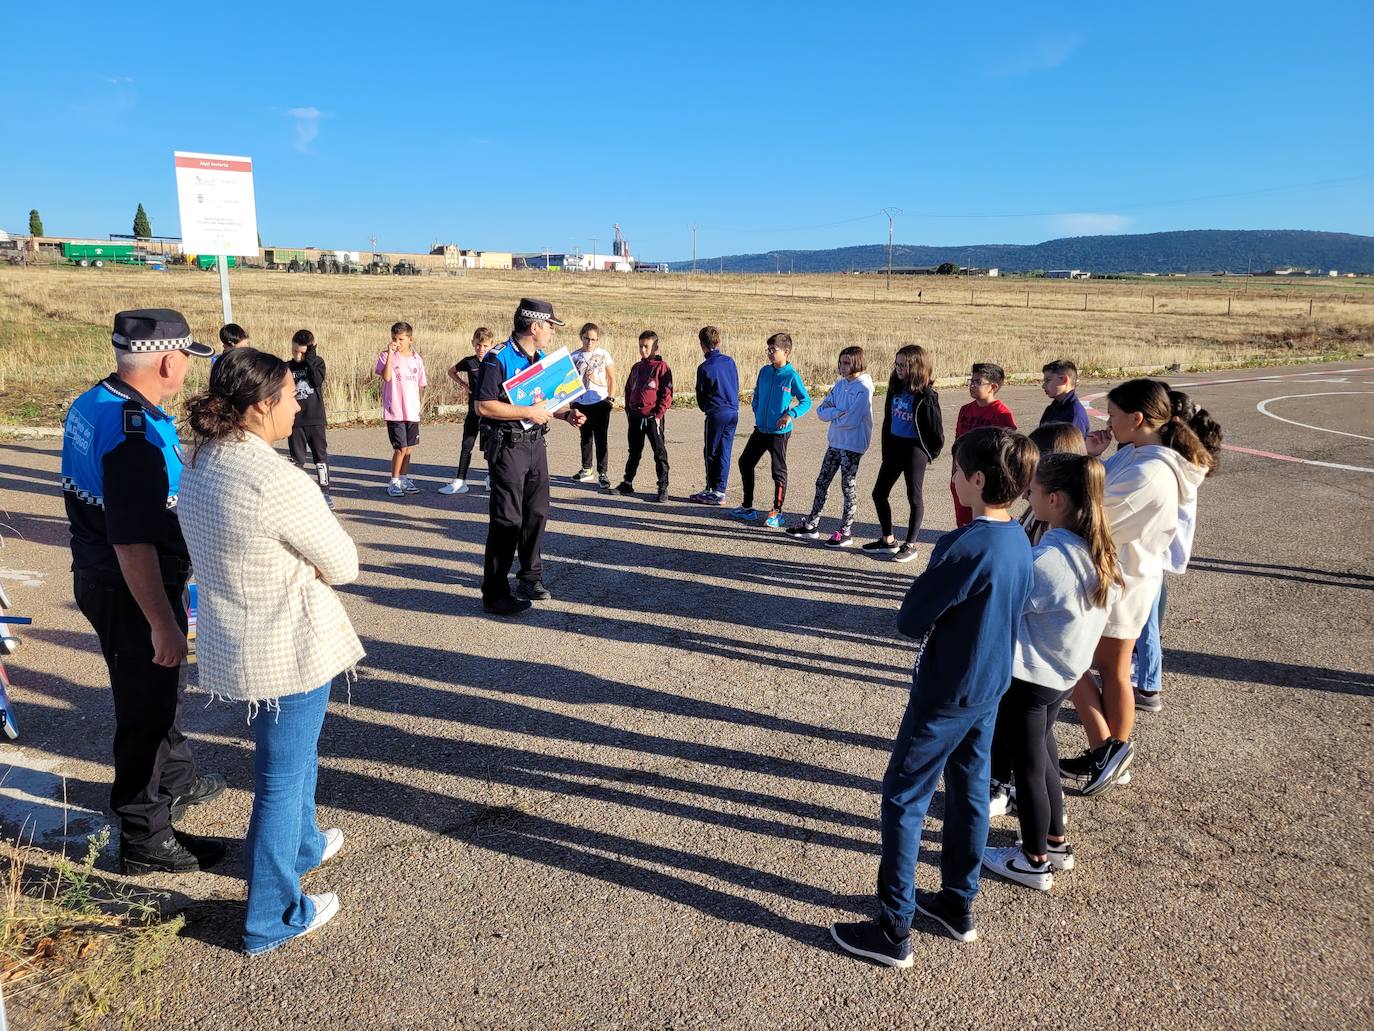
[122,401,147,437]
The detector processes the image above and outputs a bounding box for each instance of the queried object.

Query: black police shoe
[170,772,227,822]
[483,594,533,617]
[121,834,221,876]
[515,580,552,601]
[173,830,227,870]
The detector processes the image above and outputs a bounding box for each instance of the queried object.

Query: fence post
[1227,296,1232,316]
[970,288,975,306]
[1152,294,1156,314]
[1308,299,1313,317]
[1026,290,1030,308]
[1083,293,1088,311]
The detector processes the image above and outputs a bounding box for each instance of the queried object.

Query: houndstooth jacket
[180,431,364,704]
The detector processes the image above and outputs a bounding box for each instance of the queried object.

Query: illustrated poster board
[502,347,587,429]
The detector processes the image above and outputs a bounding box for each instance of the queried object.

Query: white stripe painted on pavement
[1255,391,1374,443]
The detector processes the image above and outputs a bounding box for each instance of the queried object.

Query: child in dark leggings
[982,453,1122,891]
[863,344,944,564]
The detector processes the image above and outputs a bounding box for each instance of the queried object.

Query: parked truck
[193,255,238,270]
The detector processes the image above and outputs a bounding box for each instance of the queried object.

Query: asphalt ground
[2,360,1371,1030]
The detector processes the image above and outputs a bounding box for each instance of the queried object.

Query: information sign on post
[173,151,259,322]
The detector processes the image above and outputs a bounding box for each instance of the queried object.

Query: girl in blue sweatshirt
[786,346,874,546]
[830,426,1037,967]
[731,333,812,528]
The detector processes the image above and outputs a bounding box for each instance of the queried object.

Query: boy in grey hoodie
[787,346,874,547]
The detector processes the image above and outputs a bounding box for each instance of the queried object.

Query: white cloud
[287,107,323,152]
[989,34,1082,76]
[1051,212,1132,236]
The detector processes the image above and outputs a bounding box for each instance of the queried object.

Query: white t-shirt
[572,347,614,403]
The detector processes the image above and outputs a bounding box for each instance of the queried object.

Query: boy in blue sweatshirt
[831,426,1038,967]
[731,333,812,528]
[691,325,740,505]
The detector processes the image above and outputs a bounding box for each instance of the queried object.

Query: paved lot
[2,361,1372,1029]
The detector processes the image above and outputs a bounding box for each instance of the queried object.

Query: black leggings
[994,677,1067,856]
[871,441,929,543]
[456,413,479,480]
[572,399,612,476]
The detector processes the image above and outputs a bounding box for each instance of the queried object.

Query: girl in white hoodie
[1064,378,1216,795]
[786,346,874,547]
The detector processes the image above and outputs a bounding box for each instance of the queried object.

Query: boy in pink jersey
[374,321,429,496]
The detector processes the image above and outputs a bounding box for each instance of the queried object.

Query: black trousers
[572,400,612,477]
[738,429,789,511]
[623,413,669,490]
[994,677,1068,856]
[73,571,195,850]
[456,412,480,480]
[872,441,930,543]
[287,423,330,490]
[482,436,549,601]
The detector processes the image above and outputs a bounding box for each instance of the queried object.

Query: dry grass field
[2,265,1372,427]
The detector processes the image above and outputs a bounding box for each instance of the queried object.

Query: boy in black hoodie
[286,328,332,509]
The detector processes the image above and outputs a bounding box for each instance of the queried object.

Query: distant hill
[667,230,1374,275]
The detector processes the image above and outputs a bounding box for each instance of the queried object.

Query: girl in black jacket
[863,344,945,562]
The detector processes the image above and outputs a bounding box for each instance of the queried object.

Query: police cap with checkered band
[111,308,215,358]
[514,298,566,328]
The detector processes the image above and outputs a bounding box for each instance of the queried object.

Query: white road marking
[1255,392,1374,443]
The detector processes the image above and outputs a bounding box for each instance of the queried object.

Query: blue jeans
[877,698,996,932]
[703,412,738,493]
[243,683,331,955]
[1133,581,1168,694]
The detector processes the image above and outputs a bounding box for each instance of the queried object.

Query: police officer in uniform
[62,309,227,874]
[476,298,586,616]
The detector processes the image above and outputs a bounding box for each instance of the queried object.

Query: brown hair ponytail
[1035,453,1123,608]
[1107,378,1214,471]
[185,347,289,458]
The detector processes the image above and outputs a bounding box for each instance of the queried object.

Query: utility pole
[775,253,781,276]
[691,225,697,274]
[591,238,598,271]
[880,207,902,290]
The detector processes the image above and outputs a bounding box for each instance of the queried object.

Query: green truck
[194,255,238,270]
[62,242,141,268]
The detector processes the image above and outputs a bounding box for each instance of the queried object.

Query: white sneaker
[989,780,1016,818]
[320,827,344,865]
[400,476,421,494]
[387,479,405,497]
[301,892,340,940]
[982,845,1054,891]
[437,479,469,495]
[1017,838,1075,871]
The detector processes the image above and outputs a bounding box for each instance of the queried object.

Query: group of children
[829,374,1222,968]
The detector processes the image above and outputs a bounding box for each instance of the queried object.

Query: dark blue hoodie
[695,349,740,416]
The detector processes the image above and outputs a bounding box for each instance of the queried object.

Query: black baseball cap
[515,298,565,327]
[111,308,215,358]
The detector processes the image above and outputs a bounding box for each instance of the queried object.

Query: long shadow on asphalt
[1187,555,1374,591]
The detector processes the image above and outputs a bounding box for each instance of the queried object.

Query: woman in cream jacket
[1065,379,1214,795]
[180,347,365,955]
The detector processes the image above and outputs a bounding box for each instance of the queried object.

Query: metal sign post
[218,256,233,322]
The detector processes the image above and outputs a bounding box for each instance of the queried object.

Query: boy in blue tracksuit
[731,333,811,528]
[691,325,740,505]
[830,426,1038,967]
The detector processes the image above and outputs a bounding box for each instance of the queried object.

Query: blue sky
[4,2,1371,261]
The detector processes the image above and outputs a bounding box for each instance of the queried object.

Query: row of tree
[26,205,152,239]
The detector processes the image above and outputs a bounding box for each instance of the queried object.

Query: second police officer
[476,298,586,616]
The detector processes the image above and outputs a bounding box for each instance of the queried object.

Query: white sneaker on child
[387,479,405,497]
[438,480,469,495]
[400,476,421,494]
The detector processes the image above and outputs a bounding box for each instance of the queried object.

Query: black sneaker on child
[515,580,552,601]
[1081,738,1134,796]
[829,919,913,968]
[786,523,823,540]
[649,489,668,503]
[861,538,900,554]
[614,481,635,497]
[172,830,228,869]
[892,542,920,563]
[483,594,533,617]
[1058,748,1096,780]
[914,889,977,943]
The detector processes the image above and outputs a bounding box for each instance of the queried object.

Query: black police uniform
[61,374,196,850]
[477,338,551,602]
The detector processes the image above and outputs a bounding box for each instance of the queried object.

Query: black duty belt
[500,425,548,444]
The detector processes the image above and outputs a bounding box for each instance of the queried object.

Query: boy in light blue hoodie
[787,346,874,546]
[732,333,812,528]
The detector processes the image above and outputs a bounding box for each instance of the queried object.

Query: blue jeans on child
[243,683,331,956]
[703,412,738,494]
[1132,581,1168,694]
[877,699,996,933]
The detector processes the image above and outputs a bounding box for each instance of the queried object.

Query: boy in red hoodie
[950,363,1016,527]
[615,330,673,502]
